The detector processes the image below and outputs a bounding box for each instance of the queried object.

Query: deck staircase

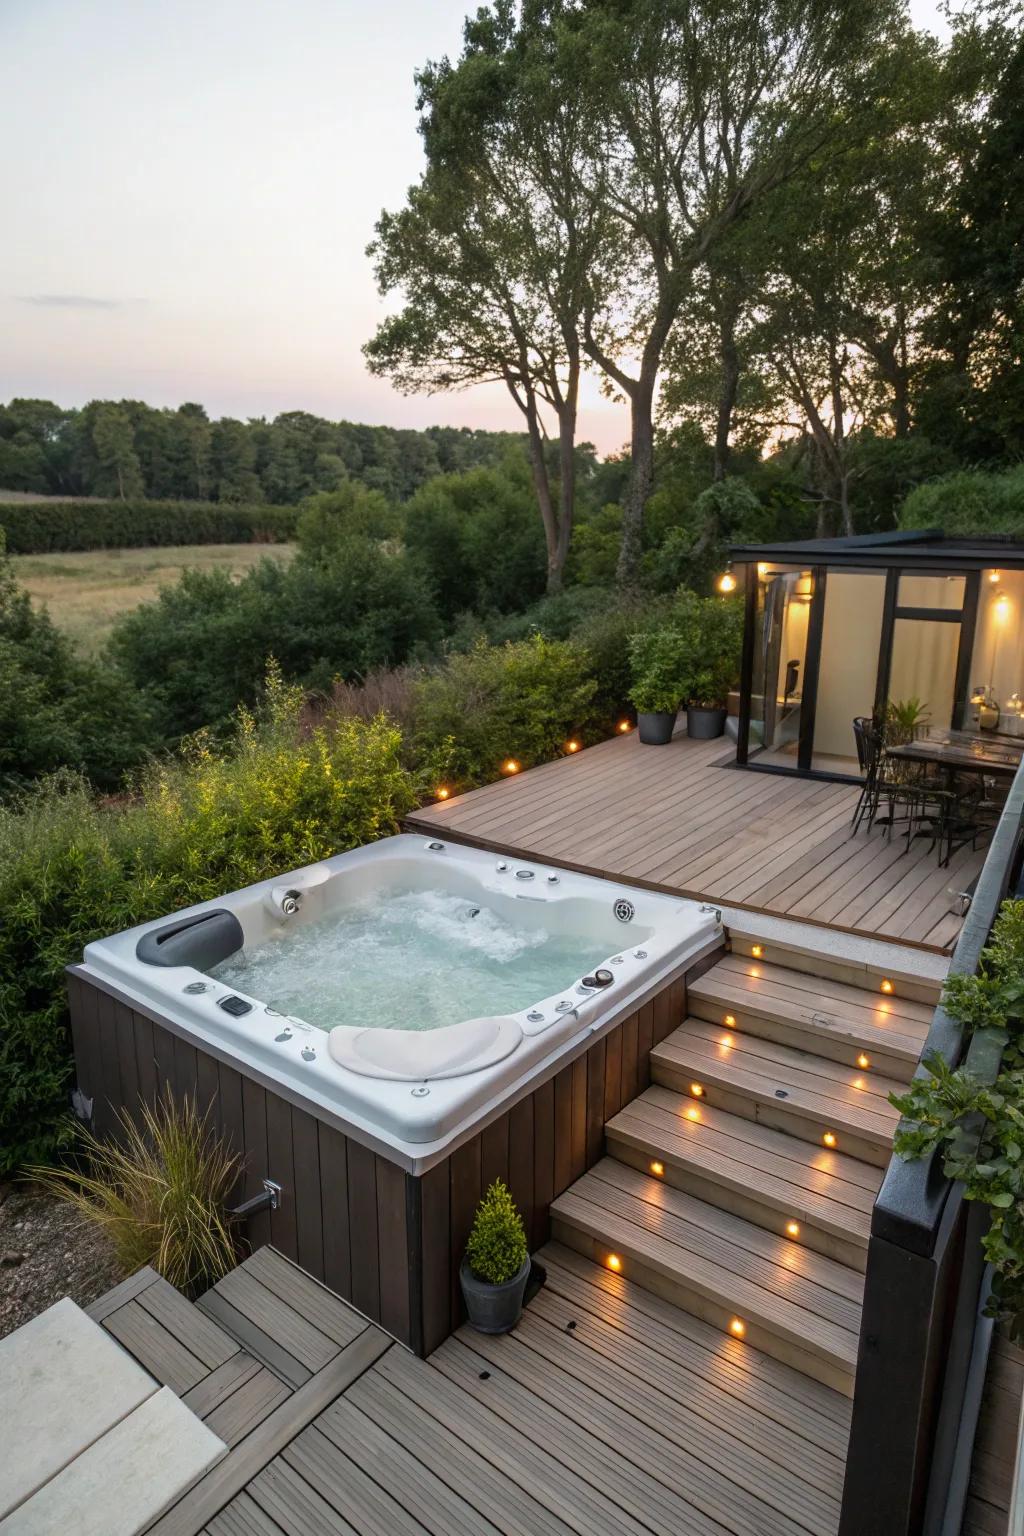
[550,935,939,1397]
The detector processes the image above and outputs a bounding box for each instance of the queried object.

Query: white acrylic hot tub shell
[81,833,721,1160]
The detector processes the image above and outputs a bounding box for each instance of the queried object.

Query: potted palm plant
[627,627,687,744]
[460,1179,531,1333]
[676,591,744,740]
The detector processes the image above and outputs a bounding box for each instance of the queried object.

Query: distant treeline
[0,499,300,554]
[0,398,528,506]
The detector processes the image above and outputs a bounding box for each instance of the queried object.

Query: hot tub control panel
[218,994,253,1017]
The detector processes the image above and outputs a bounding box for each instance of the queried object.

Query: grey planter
[686,704,727,740]
[460,1255,531,1334]
[637,710,677,745]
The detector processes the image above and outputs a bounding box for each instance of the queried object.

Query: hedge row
[0,499,300,553]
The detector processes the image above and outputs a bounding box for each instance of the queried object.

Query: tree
[91,404,144,500]
[544,0,902,581]
[366,4,616,593]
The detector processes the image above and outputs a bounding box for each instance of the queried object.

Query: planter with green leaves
[627,627,686,744]
[459,1179,531,1333]
[674,590,745,740]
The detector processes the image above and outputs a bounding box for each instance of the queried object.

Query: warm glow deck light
[436,786,450,800]
[880,978,894,995]
[650,1161,665,1177]
[785,1221,800,1239]
[717,571,737,593]
[720,1033,734,1048]
[729,1318,746,1338]
[565,739,581,753]
[606,1253,623,1272]
[686,1106,701,1122]
[751,944,764,959]
[618,719,632,733]
[823,1131,838,1149]
[724,1013,736,1027]
[502,759,521,774]
[857,1052,871,1070]
[689,1082,704,1098]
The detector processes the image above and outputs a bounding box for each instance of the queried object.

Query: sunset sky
[1,0,949,456]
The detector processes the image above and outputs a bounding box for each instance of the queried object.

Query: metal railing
[839,758,1024,1536]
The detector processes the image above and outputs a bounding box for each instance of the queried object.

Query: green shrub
[109,536,442,740]
[411,635,597,787]
[0,534,152,793]
[32,1090,240,1295]
[0,675,418,1174]
[0,499,300,554]
[465,1180,528,1284]
[628,627,690,714]
[899,465,1024,538]
[628,591,743,714]
[403,462,546,622]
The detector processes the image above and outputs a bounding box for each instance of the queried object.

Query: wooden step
[689,954,932,1082]
[605,1084,883,1271]
[727,931,944,1006]
[550,1159,863,1395]
[651,1016,902,1167]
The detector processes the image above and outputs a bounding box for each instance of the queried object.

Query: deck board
[405,727,985,951]
[88,1240,856,1536]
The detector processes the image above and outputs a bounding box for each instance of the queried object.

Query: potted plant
[460,1179,530,1333]
[627,627,687,744]
[675,590,744,740]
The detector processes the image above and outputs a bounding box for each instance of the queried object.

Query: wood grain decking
[89,1242,853,1536]
[406,726,987,952]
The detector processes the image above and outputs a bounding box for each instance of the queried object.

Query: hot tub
[82,833,720,1151]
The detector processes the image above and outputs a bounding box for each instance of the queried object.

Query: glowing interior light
[751,944,764,959]
[823,1131,838,1149]
[717,571,737,593]
[990,569,1002,584]
[436,786,450,800]
[689,1082,704,1098]
[503,759,521,774]
[686,1106,701,1122]
[650,1160,665,1177]
[757,562,768,576]
[879,978,894,995]
[785,1221,800,1239]
[606,1253,623,1272]
[857,1053,871,1070]
[729,1317,746,1338]
[995,591,1011,621]
[565,739,581,753]
[618,719,632,733]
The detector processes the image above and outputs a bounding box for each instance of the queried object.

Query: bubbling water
[211,888,606,1033]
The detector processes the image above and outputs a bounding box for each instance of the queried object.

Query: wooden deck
[964,1329,1024,1536]
[406,726,987,952]
[89,1242,852,1536]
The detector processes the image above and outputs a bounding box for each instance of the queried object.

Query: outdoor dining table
[885,727,1024,782]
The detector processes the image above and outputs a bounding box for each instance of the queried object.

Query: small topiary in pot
[460,1179,531,1333]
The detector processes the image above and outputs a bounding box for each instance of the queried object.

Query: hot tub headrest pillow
[327,1015,522,1081]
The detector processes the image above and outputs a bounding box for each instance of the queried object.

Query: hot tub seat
[327,1014,523,1081]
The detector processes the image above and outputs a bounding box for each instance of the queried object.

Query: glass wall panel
[889,618,959,732]
[968,569,1024,735]
[897,573,965,611]
[748,569,813,765]
[812,571,886,771]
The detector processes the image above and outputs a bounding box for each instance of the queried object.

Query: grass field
[13,543,295,656]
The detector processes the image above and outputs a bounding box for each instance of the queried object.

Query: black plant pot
[460,1255,531,1334]
[637,710,677,745]
[686,705,727,740]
